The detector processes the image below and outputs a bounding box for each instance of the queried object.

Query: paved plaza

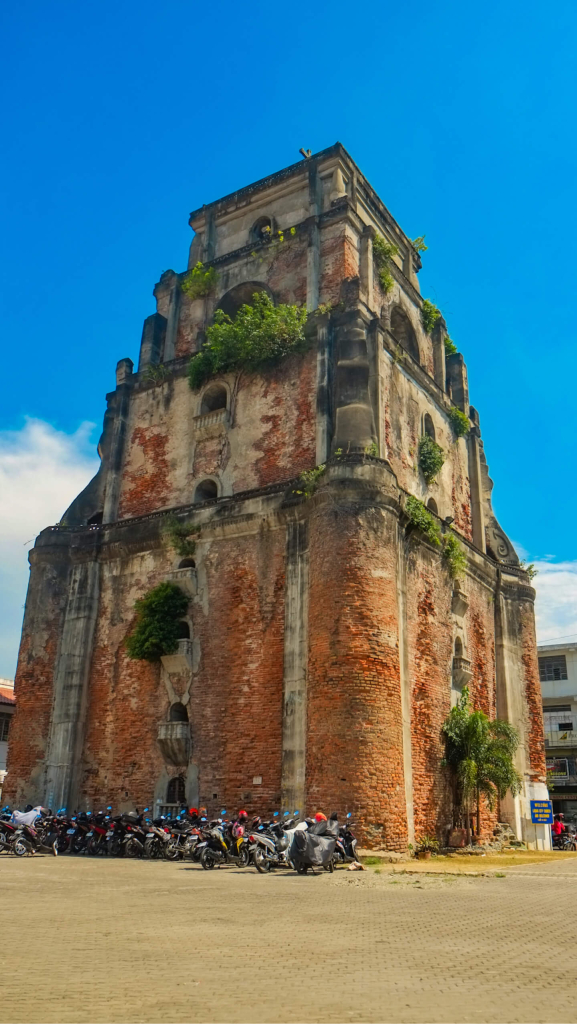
[1,854,577,1024]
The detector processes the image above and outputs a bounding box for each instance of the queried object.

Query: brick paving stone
[1,856,576,1024]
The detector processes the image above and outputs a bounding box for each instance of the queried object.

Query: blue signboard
[530,800,553,824]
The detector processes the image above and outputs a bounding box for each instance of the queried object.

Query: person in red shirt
[552,813,566,846]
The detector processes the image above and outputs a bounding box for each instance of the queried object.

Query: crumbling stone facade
[6,144,550,847]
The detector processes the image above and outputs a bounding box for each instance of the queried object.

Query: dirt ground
[1,852,577,1024]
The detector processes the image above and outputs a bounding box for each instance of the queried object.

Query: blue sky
[1,0,576,675]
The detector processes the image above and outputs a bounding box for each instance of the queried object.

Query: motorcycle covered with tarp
[289,816,338,874]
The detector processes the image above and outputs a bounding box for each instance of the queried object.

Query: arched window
[200,384,227,415]
[454,637,463,658]
[169,703,189,723]
[194,479,218,503]
[251,216,273,242]
[178,558,196,569]
[166,775,186,803]
[390,306,420,364]
[216,282,273,320]
[175,621,190,640]
[427,498,438,515]
[423,413,435,440]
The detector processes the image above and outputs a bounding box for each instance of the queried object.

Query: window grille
[0,714,10,742]
[539,655,568,682]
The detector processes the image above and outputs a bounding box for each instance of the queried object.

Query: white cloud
[0,419,99,678]
[533,560,577,644]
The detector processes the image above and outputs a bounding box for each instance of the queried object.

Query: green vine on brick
[442,533,467,578]
[292,464,326,498]
[421,299,442,334]
[188,292,309,390]
[162,515,200,558]
[373,233,400,294]
[448,406,470,439]
[364,441,379,457]
[125,582,189,662]
[418,434,445,483]
[444,336,457,355]
[251,226,297,263]
[181,262,219,300]
[405,495,441,547]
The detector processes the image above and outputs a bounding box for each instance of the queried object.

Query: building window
[423,413,435,441]
[169,702,188,723]
[558,722,573,732]
[167,775,186,805]
[539,655,568,682]
[194,479,218,503]
[0,714,10,742]
[200,384,227,414]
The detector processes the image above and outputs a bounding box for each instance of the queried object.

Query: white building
[0,678,15,798]
[538,643,577,816]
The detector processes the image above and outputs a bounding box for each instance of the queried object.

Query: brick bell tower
[6,144,550,849]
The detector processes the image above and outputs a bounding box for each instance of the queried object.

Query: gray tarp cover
[289,819,338,867]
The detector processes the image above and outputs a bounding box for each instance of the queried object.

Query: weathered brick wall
[77,524,286,818]
[307,500,408,850]
[117,349,317,518]
[380,355,473,538]
[4,555,69,806]
[404,541,454,841]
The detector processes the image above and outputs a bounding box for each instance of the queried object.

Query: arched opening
[169,703,189,723]
[87,511,103,526]
[390,306,420,364]
[166,775,186,803]
[216,282,273,320]
[251,216,273,242]
[427,498,438,515]
[423,413,435,440]
[175,621,190,640]
[454,637,463,657]
[178,558,196,569]
[194,479,218,503]
[200,383,227,414]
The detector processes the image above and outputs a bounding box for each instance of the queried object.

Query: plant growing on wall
[364,441,379,457]
[418,434,445,483]
[410,236,428,254]
[405,495,441,547]
[125,582,189,662]
[188,292,309,390]
[373,233,400,294]
[292,464,326,498]
[442,533,467,578]
[444,336,457,355]
[519,560,538,580]
[421,299,442,334]
[442,686,522,843]
[162,515,200,558]
[251,226,297,263]
[143,363,169,385]
[448,406,470,439]
[181,262,219,300]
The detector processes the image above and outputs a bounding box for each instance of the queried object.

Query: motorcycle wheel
[201,848,216,870]
[163,842,181,861]
[55,835,70,854]
[295,863,308,874]
[237,845,250,868]
[86,837,100,857]
[143,837,160,859]
[125,837,142,858]
[254,847,271,873]
[13,839,30,857]
[71,835,85,855]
